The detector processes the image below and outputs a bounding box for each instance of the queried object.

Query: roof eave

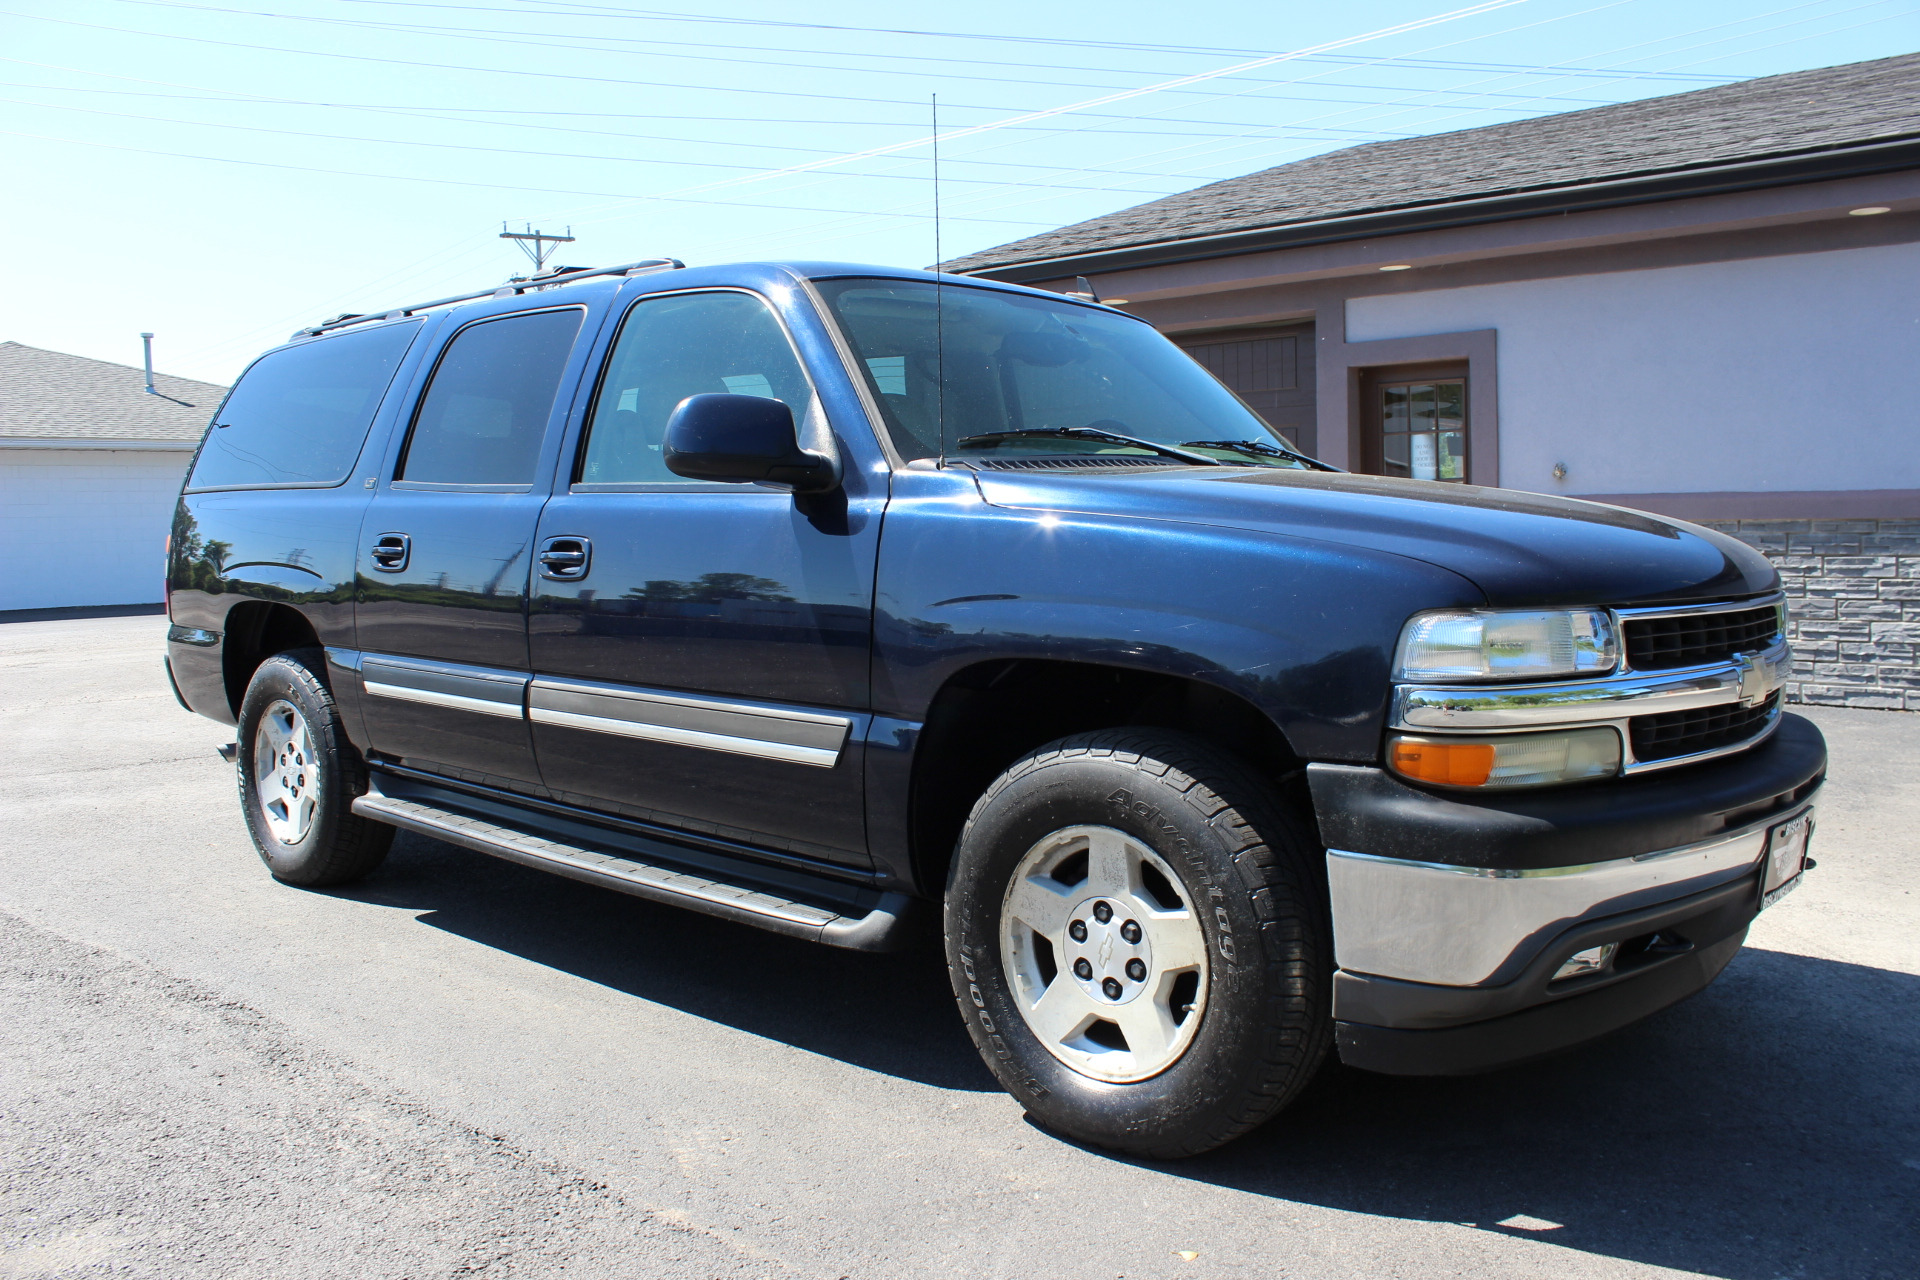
[953,133,1920,283]
[0,437,199,450]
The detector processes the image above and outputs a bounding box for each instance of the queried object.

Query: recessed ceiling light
[1379,263,1413,271]
[1102,298,1130,306]
[1849,206,1892,216]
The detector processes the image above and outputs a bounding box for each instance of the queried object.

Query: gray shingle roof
[0,341,227,445]
[944,52,1920,276]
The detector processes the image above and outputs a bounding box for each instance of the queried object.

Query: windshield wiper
[1179,438,1322,467]
[953,426,1222,465]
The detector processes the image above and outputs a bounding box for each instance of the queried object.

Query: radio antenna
[933,93,946,468]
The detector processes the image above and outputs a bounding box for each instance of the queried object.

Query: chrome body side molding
[360,653,528,719]
[1324,803,1811,987]
[527,676,852,768]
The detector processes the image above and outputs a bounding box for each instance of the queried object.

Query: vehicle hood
[971,466,1776,607]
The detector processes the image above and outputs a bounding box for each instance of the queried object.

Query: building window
[1367,371,1467,482]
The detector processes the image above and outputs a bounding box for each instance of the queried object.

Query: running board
[350,790,920,952]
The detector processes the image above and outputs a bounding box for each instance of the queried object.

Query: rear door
[354,304,595,791]
[526,287,882,869]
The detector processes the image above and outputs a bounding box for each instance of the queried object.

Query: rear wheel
[945,729,1332,1158]
[235,649,392,887]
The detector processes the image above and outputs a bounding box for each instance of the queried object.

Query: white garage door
[0,448,192,611]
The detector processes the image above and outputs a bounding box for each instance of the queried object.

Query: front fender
[873,469,1484,762]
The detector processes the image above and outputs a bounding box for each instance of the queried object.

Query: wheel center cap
[1062,896,1152,1005]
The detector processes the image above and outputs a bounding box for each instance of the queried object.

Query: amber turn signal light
[1390,738,1495,786]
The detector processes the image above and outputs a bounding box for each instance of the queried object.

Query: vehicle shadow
[335,830,998,1093]
[341,833,1918,1279]
[1163,945,1920,1280]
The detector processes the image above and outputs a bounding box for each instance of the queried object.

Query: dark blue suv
[165,259,1824,1157]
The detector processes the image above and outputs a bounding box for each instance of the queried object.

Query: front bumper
[1309,712,1826,1075]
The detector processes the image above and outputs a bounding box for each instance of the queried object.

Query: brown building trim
[1044,172,1920,319]
[1567,490,1920,520]
[1318,328,1499,486]
[963,140,1920,285]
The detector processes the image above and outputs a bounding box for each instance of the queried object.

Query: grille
[1623,603,1780,670]
[1630,692,1779,762]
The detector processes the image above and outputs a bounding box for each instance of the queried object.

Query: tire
[944,729,1332,1158]
[235,648,392,887]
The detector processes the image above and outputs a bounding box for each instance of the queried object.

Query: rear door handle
[370,532,410,573]
[538,535,591,581]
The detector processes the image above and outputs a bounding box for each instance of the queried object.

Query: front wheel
[235,649,392,887]
[945,730,1332,1158]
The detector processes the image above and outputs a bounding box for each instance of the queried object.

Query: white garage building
[1,341,225,613]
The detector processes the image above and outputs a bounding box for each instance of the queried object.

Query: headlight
[1395,608,1617,682]
[1388,728,1622,789]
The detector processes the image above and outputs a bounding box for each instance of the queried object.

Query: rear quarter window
[188,321,421,489]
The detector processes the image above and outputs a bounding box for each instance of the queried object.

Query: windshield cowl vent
[959,456,1176,471]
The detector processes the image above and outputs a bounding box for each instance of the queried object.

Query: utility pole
[500,222,576,278]
[140,332,157,395]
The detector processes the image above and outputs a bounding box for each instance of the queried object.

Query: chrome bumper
[1325,800,1811,987]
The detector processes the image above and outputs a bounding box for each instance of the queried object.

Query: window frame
[561,285,826,496]
[389,304,589,494]
[181,318,424,494]
[560,285,821,495]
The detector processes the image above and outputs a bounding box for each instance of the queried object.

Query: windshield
[814,278,1316,468]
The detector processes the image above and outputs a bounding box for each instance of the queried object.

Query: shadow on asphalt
[338,831,998,1093]
[1178,945,1920,1280]
[344,833,1919,1280]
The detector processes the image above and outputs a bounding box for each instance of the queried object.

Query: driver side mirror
[663,393,839,493]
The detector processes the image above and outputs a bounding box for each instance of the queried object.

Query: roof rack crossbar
[297,258,684,337]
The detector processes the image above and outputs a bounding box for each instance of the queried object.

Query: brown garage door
[1175,323,1316,455]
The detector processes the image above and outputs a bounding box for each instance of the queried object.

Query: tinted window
[398,309,583,485]
[579,291,815,485]
[816,278,1312,468]
[188,322,419,489]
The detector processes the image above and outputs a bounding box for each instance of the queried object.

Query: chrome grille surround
[1390,594,1788,775]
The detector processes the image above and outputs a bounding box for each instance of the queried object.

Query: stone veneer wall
[1701,518,1920,711]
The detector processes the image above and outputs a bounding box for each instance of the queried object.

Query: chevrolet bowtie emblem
[1732,650,1780,707]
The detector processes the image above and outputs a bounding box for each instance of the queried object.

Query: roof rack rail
[294,258,684,339]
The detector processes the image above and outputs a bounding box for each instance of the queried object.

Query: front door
[355,305,587,790]
[527,288,880,869]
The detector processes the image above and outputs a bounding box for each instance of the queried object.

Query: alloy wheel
[998,824,1209,1083]
[253,698,320,845]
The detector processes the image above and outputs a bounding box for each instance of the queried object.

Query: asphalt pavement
[2,614,1916,1280]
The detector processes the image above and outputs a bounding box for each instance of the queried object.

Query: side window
[398,308,584,486]
[188,321,419,489]
[579,291,816,485]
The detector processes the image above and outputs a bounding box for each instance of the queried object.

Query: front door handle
[370,532,410,573]
[537,535,591,581]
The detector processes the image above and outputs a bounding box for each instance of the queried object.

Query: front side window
[814,278,1314,468]
[398,308,584,486]
[188,321,419,489]
[578,290,817,485]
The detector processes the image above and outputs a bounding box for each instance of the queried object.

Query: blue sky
[3,0,1915,384]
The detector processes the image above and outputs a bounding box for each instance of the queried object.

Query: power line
[0,127,1055,224]
[424,0,1746,77]
[0,94,1201,195]
[547,1,1537,213]
[103,0,1669,110]
[0,56,1433,141]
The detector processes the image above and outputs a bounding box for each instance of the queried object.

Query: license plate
[1760,810,1814,909]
